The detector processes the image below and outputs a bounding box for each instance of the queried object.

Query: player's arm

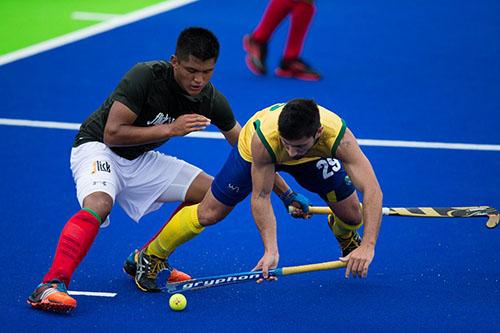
[220,121,242,146]
[210,90,241,146]
[335,128,383,278]
[250,133,280,278]
[103,100,211,147]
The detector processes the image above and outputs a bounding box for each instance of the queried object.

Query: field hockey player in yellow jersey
[135,99,383,286]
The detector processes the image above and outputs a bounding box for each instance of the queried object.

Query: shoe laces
[47,279,67,292]
[146,255,167,279]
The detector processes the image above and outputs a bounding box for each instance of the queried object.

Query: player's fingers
[188,120,210,129]
[361,260,370,278]
[183,114,210,122]
[342,256,353,279]
[349,258,360,278]
[251,262,262,272]
[262,265,269,279]
[356,259,368,278]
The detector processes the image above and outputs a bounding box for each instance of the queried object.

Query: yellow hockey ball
[169,293,187,311]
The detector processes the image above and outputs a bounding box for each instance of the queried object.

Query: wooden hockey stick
[289,205,499,229]
[164,260,346,294]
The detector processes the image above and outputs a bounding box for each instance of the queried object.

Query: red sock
[253,0,294,43]
[140,203,193,251]
[283,1,316,60]
[43,209,100,287]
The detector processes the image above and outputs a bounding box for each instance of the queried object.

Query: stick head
[486,214,499,229]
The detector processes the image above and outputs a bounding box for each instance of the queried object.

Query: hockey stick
[289,205,500,229]
[163,260,346,294]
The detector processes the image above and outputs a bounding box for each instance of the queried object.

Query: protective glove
[279,189,311,218]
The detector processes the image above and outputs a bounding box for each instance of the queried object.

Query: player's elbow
[103,125,120,146]
[371,186,383,206]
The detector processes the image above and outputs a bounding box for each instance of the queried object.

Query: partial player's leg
[28,142,118,313]
[132,146,252,291]
[326,192,363,257]
[279,157,361,256]
[243,0,294,75]
[133,191,237,292]
[120,157,208,290]
[276,0,321,81]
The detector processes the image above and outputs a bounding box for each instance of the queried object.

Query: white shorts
[70,142,202,223]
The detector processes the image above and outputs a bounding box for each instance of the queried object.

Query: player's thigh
[197,189,235,226]
[210,146,252,207]
[70,142,120,212]
[155,159,206,203]
[184,172,213,204]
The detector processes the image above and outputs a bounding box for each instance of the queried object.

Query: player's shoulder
[318,104,343,119]
[129,60,170,79]
[209,82,225,99]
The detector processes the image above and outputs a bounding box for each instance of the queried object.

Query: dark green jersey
[74,61,236,160]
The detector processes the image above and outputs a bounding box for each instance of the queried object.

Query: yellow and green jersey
[237,103,347,166]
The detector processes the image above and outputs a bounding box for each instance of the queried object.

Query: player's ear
[171,55,179,67]
[315,126,324,139]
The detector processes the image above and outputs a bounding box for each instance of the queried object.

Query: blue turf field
[1,0,499,331]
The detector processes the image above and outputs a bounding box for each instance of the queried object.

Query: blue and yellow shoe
[27,279,76,313]
[328,214,362,257]
[123,249,191,290]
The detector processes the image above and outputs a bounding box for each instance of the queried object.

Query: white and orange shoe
[27,279,77,313]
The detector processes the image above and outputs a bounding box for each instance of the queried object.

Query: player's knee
[198,207,223,226]
[82,192,113,222]
[332,201,363,226]
[197,200,229,226]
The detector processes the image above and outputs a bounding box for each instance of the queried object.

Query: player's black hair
[278,99,321,140]
[175,27,220,62]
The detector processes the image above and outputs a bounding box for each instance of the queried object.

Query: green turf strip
[0,0,169,55]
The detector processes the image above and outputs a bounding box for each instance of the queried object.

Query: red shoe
[243,34,268,75]
[168,269,192,283]
[27,279,77,313]
[275,58,321,81]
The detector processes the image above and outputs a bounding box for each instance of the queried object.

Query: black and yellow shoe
[134,249,191,292]
[135,249,167,292]
[126,249,191,288]
[328,214,362,257]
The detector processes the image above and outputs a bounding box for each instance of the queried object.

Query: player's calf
[328,214,362,257]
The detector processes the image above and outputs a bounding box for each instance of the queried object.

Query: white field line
[0,0,199,66]
[71,11,122,22]
[1,117,499,151]
[68,290,117,297]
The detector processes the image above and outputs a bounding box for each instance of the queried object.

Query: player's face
[280,128,323,160]
[172,55,216,96]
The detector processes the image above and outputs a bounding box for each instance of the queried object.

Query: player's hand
[252,251,279,283]
[166,114,211,137]
[287,203,313,219]
[281,190,312,219]
[339,243,375,279]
